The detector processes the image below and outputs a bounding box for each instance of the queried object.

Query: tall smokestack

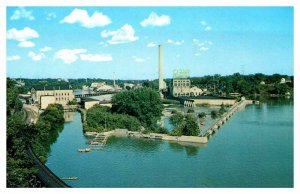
[159,45,163,92]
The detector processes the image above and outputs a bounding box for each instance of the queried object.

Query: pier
[202,99,253,138]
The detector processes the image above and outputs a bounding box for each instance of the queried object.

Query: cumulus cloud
[193,39,213,56]
[7,55,21,61]
[101,24,139,44]
[80,54,112,62]
[18,41,35,48]
[132,56,145,62]
[200,20,212,31]
[54,49,87,64]
[28,51,45,61]
[10,7,35,21]
[46,12,57,21]
[7,27,39,42]
[147,42,156,47]
[167,39,184,46]
[40,46,52,52]
[140,12,171,27]
[60,8,111,28]
[54,49,112,64]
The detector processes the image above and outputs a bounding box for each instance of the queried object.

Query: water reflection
[106,136,164,152]
[168,141,207,157]
[64,112,74,122]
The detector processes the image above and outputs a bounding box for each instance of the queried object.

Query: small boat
[78,148,91,152]
[61,177,79,180]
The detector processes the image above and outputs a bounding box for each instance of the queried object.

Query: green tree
[111,88,163,129]
[211,110,218,119]
[170,112,200,136]
[198,112,206,118]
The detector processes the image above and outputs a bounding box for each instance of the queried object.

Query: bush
[198,112,206,118]
[211,110,218,119]
[169,112,200,136]
[171,110,177,114]
[187,109,194,113]
[86,105,141,132]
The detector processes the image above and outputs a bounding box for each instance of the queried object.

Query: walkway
[202,100,253,137]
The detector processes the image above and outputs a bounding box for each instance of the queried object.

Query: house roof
[32,85,71,91]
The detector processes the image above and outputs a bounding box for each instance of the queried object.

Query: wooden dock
[86,133,108,150]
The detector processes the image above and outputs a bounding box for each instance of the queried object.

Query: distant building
[229,92,241,97]
[190,86,203,96]
[260,81,265,85]
[96,84,115,92]
[172,79,191,97]
[280,78,286,84]
[31,85,74,109]
[15,79,25,87]
[91,82,105,88]
[81,95,112,109]
[40,96,56,110]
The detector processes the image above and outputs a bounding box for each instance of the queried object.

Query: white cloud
[200,20,207,26]
[10,7,35,21]
[140,12,171,27]
[54,49,87,64]
[101,24,139,44]
[40,46,52,52]
[204,26,212,31]
[46,12,57,21]
[132,56,145,62]
[194,53,201,57]
[60,8,111,28]
[7,55,21,61]
[18,41,35,48]
[28,51,45,61]
[7,27,39,42]
[200,20,212,31]
[200,46,209,51]
[147,42,156,47]
[193,39,213,53]
[167,39,184,46]
[80,54,112,62]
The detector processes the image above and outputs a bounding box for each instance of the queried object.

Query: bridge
[74,91,118,98]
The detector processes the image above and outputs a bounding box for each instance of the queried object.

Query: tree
[111,88,163,129]
[187,108,194,113]
[219,103,226,115]
[211,110,218,119]
[198,112,206,118]
[170,112,200,136]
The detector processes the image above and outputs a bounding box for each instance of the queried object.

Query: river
[45,98,293,188]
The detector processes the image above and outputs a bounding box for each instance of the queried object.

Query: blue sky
[6,7,293,79]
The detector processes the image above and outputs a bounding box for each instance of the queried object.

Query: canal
[45,99,293,188]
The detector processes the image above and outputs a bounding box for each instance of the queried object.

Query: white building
[31,85,74,109]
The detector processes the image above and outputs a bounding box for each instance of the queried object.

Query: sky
[6,6,294,79]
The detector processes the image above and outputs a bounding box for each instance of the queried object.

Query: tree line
[7,78,65,187]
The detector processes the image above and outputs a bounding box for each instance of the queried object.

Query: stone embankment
[84,99,255,145]
[85,129,208,144]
